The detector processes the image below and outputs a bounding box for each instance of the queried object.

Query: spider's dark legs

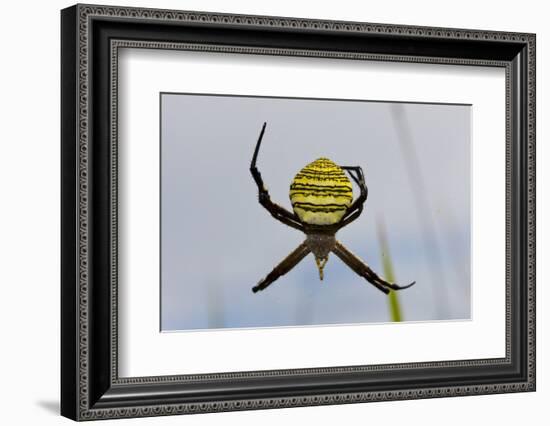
[332,241,415,294]
[252,242,311,293]
[250,122,304,232]
[250,122,267,171]
[338,166,368,229]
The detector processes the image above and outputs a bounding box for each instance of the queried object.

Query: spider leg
[341,166,363,187]
[250,122,304,231]
[332,241,415,294]
[252,241,311,293]
[340,212,363,229]
[338,166,368,229]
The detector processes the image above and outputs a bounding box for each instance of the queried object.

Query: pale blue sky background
[160,93,471,331]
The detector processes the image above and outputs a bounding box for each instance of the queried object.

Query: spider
[250,122,415,295]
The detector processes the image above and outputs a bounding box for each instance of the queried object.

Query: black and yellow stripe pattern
[289,158,353,225]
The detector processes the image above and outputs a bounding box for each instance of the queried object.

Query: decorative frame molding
[61,3,535,421]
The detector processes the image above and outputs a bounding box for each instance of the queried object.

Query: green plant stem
[377,220,403,322]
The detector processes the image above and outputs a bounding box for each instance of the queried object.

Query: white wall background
[0,0,546,424]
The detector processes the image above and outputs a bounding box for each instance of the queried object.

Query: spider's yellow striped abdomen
[289,158,353,225]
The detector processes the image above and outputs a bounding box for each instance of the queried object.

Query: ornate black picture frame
[61,3,536,421]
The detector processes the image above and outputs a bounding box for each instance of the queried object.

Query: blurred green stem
[377,219,403,322]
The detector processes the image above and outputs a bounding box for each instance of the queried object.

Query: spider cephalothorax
[250,122,415,295]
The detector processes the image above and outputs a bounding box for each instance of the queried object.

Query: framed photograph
[61,4,536,421]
